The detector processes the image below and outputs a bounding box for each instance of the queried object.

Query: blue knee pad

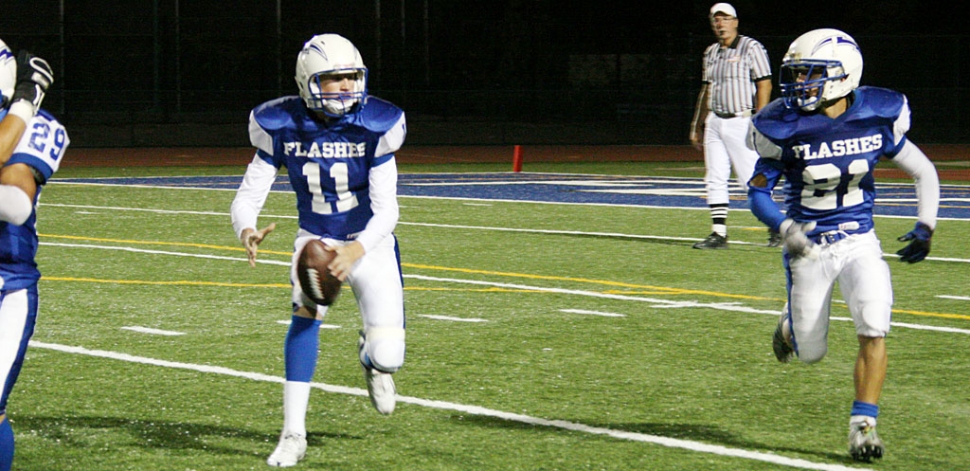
[284,316,321,382]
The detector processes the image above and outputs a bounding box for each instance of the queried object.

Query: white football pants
[0,289,36,414]
[290,231,405,371]
[785,230,892,364]
[703,113,760,206]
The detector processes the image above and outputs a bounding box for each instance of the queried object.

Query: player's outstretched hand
[896,222,933,263]
[12,50,54,113]
[779,219,820,260]
[241,222,276,268]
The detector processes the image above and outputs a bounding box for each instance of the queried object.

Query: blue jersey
[0,108,70,290]
[248,96,406,240]
[748,87,910,235]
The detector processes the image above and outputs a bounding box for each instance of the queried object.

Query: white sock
[712,224,728,237]
[282,381,312,436]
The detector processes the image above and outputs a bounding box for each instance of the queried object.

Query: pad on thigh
[839,234,893,337]
[787,254,835,364]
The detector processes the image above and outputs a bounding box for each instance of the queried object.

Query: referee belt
[713,110,753,119]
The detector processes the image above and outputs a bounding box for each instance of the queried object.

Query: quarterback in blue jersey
[230,34,406,468]
[0,39,64,471]
[746,29,940,462]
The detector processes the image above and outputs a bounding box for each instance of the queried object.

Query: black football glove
[12,50,54,113]
[896,222,933,263]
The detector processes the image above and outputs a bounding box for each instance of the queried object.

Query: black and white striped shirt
[702,35,771,115]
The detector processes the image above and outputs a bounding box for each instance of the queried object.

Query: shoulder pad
[751,98,800,141]
[252,96,304,131]
[855,86,905,119]
[358,97,404,133]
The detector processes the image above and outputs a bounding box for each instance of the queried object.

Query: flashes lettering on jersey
[284,141,367,159]
[793,134,883,160]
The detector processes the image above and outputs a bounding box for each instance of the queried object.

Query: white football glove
[779,218,820,260]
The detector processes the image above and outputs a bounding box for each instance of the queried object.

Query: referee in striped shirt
[689,3,777,249]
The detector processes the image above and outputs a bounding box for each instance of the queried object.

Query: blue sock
[0,416,14,471]
[284,316,321,382]
[851,400,879,419]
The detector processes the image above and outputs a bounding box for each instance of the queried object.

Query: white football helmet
[0,39,16,108]
[780,28,863,111]
[295,34,367,117]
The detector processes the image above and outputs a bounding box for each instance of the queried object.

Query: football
[297,239,342,306]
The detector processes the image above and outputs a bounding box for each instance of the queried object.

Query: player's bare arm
[240,222,276,268]
[0,113,26,163]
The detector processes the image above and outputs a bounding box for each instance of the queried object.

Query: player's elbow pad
[0,184,33,225]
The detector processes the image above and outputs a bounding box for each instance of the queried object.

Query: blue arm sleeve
[748,187,785,231]
[747,159,786,231]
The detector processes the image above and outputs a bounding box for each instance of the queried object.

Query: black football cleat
[693,232,728,249]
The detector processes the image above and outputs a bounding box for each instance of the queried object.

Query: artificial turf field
[8,160,970,470]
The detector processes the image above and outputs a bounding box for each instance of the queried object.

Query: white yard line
[121,326,185,336]
[559,309,626,317]
[40,242,970,334]
[28,340,872,471]
[418,314,488,322]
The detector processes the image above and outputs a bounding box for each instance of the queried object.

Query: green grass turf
[6,162,969,470]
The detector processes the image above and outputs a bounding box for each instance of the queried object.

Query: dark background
[2,0,967,148]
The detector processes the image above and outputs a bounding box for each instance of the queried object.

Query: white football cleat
[267,432,307,467]
[363,365,396,415]
[848,417,885,462]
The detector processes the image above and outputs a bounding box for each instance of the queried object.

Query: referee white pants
[784,231,893,364]
[703,113,760,206]
[0,288,38,415]
[290,231,406,371]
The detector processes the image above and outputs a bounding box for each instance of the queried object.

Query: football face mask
[306,69,367,117]
[780,59,845,111]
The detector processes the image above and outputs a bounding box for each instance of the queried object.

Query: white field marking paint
[36,201,970,257]
[27,340,873,471]
[399,222,713,245]
[121,326,185,336]
[407,274,777,314]
[47,176,970,220]
[418,314,488,323]
[39,242,291,267]
[577,188,705,197]
[938,295,970,301]
[37,242,969,333]
[462,203,493,207]
[275,320,342,329]
[397,222,970,262]
[559,309,625,318]
[409,275,970,335]
[888,321,970,335]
